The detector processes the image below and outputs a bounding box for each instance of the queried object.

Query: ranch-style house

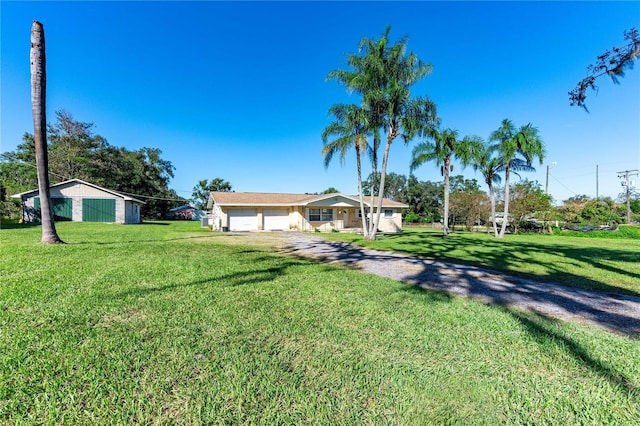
[207,191,408,232]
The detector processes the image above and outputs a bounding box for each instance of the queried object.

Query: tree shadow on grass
[282,237,640,337]
[65,234,218,245]
[291,235,640,394]
[353,231,640,297]
[0,222,40,229]
[506,309,638,392]
[115,255,313,299]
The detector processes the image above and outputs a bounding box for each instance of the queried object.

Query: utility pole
[545,162,557,195]
[617,169,638,224]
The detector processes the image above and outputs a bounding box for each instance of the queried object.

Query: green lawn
[1,222,639,424]
[321,225,640,296]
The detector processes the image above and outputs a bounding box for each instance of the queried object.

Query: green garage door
[82,198,116,222]
[34,197,73,221]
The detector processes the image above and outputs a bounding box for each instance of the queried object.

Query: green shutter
[82,199,116,222]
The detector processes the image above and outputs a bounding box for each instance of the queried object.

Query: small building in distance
[165,205,206,221]
[12,179,144,224]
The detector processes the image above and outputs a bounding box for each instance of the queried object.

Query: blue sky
[2,1,639,203]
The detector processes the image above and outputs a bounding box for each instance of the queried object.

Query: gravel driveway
[276,233,640,336]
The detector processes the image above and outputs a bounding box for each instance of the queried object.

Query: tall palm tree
[490,119,545,238]
[411,128,482,236]
[472,142,503,237]
[321,104,370,238]
[328,27,438,240]
[31,20,63,244]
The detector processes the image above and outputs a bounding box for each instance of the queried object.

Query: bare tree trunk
[31,20,63,244]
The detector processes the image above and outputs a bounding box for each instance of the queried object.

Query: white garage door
[228,209,258,231]
[263,209,289,231]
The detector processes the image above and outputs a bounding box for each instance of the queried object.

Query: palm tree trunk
[355,143,368,238]
[368,130,393,241]
[489,184,498,237]
[442,157,451,237]
[499,166,510,238]
[367,132,380,236]
[31,20,63,244]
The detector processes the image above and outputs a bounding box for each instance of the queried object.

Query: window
[357,209,370,218]
[384,209,394,218]
[309,208,333,221]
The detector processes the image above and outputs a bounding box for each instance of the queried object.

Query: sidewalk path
[280,233,640,336]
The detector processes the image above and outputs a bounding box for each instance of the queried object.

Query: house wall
[124,200,142,224]
[345,208,403,232]
[377,210,403,232]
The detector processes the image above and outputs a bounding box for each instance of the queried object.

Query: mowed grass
[1,222,638,424]
[322,226,640,296]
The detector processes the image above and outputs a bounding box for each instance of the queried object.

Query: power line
[549,174,580,197]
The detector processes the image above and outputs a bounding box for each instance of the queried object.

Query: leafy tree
[508,180,551,233]
[192,178,232,209]
[321,187,340,194]
[0,160,36,219]
[10,133,37,163]
[5,117,178,220]
[558,195,620,226]
[31,21,63,243]
[321,103,370,237]
[580,198,619,226]
[570,28,640,110]
[404,175,442,223]
[490,119,545,238]
[45,110,106,181]
[362,172,407,201]
[411,128,482,236]
[448,176,489,231]
[327,26,438,240]
[472,141,503,237]
[564,194,591,204]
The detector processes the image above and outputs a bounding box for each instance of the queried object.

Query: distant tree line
[368,170,640,232]
[0,110,183,220]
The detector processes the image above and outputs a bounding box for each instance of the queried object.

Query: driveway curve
[277,233,640,336]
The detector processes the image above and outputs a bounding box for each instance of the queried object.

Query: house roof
[11,178,145,204]
[209,191,408,208]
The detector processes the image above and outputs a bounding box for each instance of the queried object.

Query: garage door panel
[83,199,116,222]
[263,209,289,231]
[35,197,73,221]
[228,209,258,231]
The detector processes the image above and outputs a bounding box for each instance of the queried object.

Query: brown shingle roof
[210,192,408,208]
